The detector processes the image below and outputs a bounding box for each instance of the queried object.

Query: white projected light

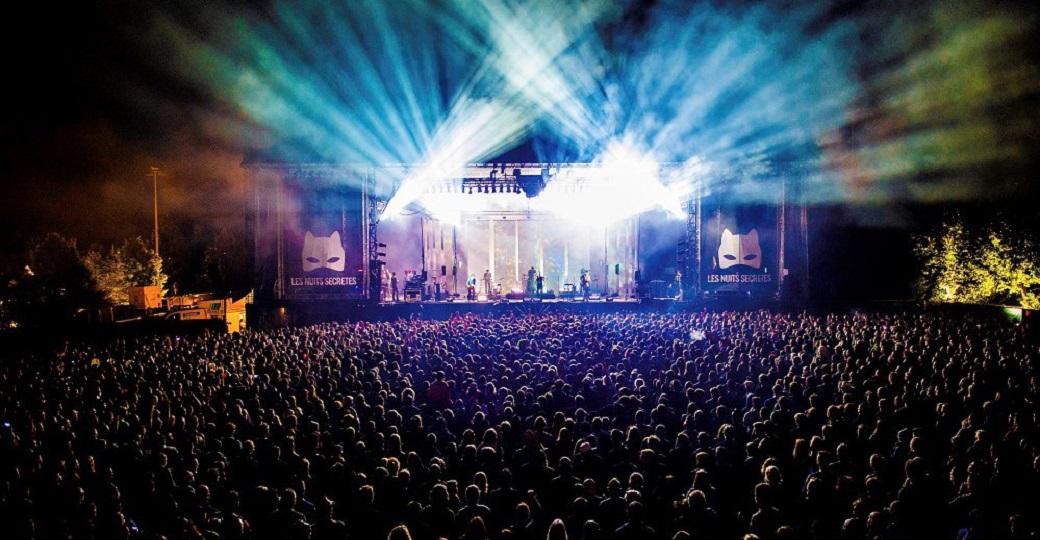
[530,141,689,225]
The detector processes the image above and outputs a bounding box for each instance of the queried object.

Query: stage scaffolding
[676,197,700,300]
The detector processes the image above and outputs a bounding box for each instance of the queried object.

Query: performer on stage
[466,274,477,300]
[580,269,590,300]
[536,274,544,296]
[390,272,399,302]
[483,269,492,298]
[526,266,537,296]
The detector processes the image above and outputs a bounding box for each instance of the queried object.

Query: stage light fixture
[516,168,546,198]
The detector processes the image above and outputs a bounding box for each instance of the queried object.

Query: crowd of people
[1,310,1038,540]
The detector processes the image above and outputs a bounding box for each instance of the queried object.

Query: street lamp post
[149,167,161,257]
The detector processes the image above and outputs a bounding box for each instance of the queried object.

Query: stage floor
[248,295,784,327]
[365,296,674,320]
[251,297,697,326]
[377,296,651,306]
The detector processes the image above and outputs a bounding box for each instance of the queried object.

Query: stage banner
[702,203,778,292]
[283,179,366,300]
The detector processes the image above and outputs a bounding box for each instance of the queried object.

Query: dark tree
[16,233,104,325]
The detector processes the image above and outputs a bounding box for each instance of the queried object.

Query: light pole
[149,167,161,257]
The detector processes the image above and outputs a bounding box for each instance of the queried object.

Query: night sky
[1,0,1038,301]
[0,1,256,253]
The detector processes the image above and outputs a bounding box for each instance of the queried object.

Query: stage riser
[246,298,784,327]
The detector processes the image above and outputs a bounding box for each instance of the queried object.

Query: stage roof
[242,133,583,168]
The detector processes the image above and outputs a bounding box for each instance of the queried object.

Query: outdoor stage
[245,158,810,327]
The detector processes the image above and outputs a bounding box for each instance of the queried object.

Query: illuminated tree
[84,246,129,305]
[977,226,1040,308]
[85,237,169,305]
[915,217,981,303]
[916,217,1040,308]
[120,237,168,294]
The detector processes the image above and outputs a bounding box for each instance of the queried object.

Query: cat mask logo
[718,228,762,270]
[302,231,345,272]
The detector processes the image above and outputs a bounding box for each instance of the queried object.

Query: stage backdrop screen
[702,202,778,293]
[283,180,365,300]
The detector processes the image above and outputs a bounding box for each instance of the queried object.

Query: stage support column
[563,243,569,292]
[778,177,786,299]
[587,229,594,294]
[452,225,458,296]
[627,218,636,297]
[420,216,427,278]
[631,218,638,296]
[603,227,609,296]
[275,175,285,300]
[488,220,495,284]
[514,220,520,285]
[801,204,809,298]
[624,217,632,297]
[538,228,544,277]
